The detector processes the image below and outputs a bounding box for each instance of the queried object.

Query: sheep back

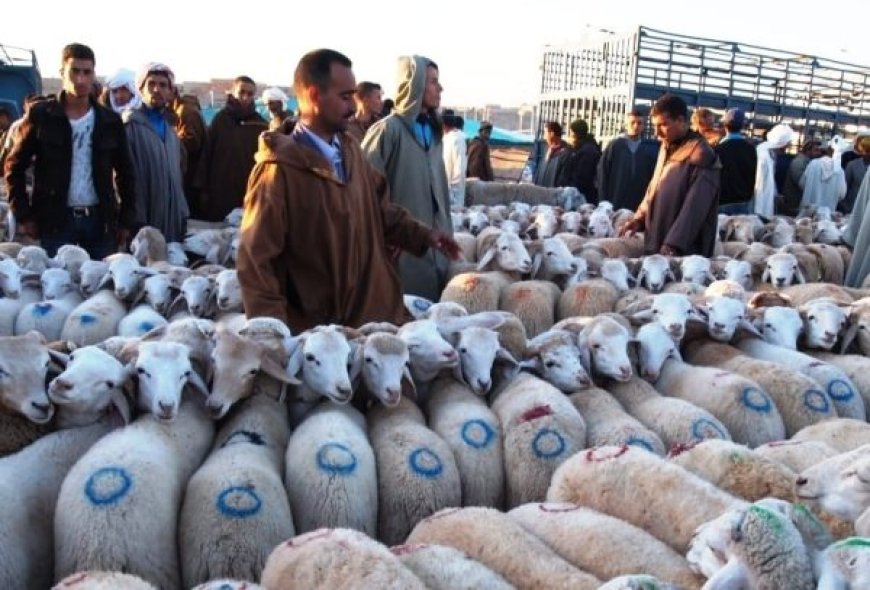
[569,389,666,455]
[790,418,870,453]
[558,279,619,319]
[391,543,513,590]
[440,272,503,314]
[498,280,559,338]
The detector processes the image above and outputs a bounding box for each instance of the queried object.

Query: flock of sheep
[1,192,869,590]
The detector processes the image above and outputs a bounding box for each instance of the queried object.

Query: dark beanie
[570,119,589,136]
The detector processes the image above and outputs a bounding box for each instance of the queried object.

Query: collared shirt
[298,123,345,182]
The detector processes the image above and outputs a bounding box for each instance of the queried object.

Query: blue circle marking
[692,418,728,441]
[413,298,431,311]
[216,486,262,519]
[741,387,772,413]
[461,419,495,449]
[222,430,266,448]
[625,436,654,452]
[84,466,133,506]
[827,379,854,402]
[316,442,357,476]
[409,447,443,479]
[532,428,566,459]
[79,313,97,325]
[138,321,155,333]
[33,303,53,317]
[803,389,831,413]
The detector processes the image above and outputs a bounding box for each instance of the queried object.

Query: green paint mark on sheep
[838,537,870,549]
[728,451,747,463]
[793,503,827,534]
[747,505,785,535]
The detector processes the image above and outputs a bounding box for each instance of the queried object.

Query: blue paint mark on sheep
[84,466,133,506]
[316,442,357,476]
[692,418,728,441]
[138,321,155,333]
[79,313,97,325]
[624,436,654,452]
[741,387,772,413]
[221,430,266,448]
[461,419,495,449]
[409,447,443,479]
[803,389,831,413]
[412,298,431,311]
[32,303,53,317]
[827,379,854,402]
[532,428,566,459]
[216,485,262,518]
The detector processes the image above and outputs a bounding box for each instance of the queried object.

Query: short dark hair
[234,75,256,87]
[356,81,381,99]
[294,49,353,96]
[61,43,95,65]
[651,93,688,121]
[455,116,464,131]
[545,121,562,135]
[443,114,457,129]
[627,106,648,118]
[801,139,822,153]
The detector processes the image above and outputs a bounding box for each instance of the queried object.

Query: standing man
[198,76,268,222]
[237,49,459,332]
[442,114,467,207]
[596,108,657,211]
[691,107,721,146]
[842,132,870,214]
[466,121,494,181]
[4,43,135,258]
[620,94,721,257]
[780,139,821,216]
[171,88,208,219]
[347,81,382,143]
[534,121,569,187]
[715,108,757,214]
[262,87,294,132]
[362,55,455,301]
[558,118,601,203]
[125,62,189,242]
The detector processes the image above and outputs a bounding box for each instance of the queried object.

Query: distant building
[444,104,536,133]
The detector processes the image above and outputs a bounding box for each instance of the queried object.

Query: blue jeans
[719,202,750,215]
[40,207,117,260]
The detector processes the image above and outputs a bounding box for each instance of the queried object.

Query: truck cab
[0,44,42,120]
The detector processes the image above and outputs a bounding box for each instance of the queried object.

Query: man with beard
[198,75,268,221]
[237,49,460,332]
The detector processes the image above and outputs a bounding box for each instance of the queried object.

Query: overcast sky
[6,0,868,106]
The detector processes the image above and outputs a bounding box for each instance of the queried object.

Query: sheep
[77,260,109,297]
[367,397,461,545]
[129,226,168,266]
[546,445,746,553]
[636,254,675,293]
[440,271,509,314]
[60,290,128,347]
[684,340,838,437]
[736,338,866,420]
[696,294,759,342]
[723,215,764,243]
[722,259,755,290]
[753,439,841,473]
[761,251,805,287]
[51,244,90,284]
[557,279,620,319]
[753,305,804,349]
[116,305,168,338]
[498,279,559,338]
[448,322,518,397]
[520,329,593,392]
[166,241,189,266]
[842,301,870,356]
[637,323,785,448]
[452,231,476,262]
[0,296,25,336]
[54,397,215,589]
[790,418,870,453]
[606,377,732,450]
[0,257,40,298]
[668,439,795,502]
[0,331,56,431]
[491,373,587,508]
[529,236,577,281]
[508,502,704,588]
[806,351,870,412]
[284,324,360,408]
[16,244,52,272]
[132,273,174,316]
[136,317,216,382]
[586,208,614,237]
[797,297,849,350]
[425,378,505,509]
[0,348,130,589]
[15,289,82,341]
[260,528,426,590]
[623,292,699,341]
[794,444,870,524]
[526,206,560,239]
[40,267,77,301]
[817,537,870,589]
[390,543,513,590]
[568,389,666,455]
[98,253,154,301]
[406,507,601,589]
[475,228,532,274]
[126,340,210,421]
[179,394,295,587]
[53,571,158,589]
[570,314,634,382]
[597,575,680,590]
[170,274,216,318]
[184,227,236,265]
[679,254,716,285]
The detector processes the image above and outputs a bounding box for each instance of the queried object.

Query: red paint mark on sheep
[514,287,532,300]
[584,445,629,462]
[392,543,429,555]
[285,528,333,548]
[60,573,89,587]
[518,404,553,423]
[766,440,803,447]
[461,276,480,292]
[668,441,700,457]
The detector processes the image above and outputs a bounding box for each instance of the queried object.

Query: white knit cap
[136,62,175,91]
[766,123,795,149]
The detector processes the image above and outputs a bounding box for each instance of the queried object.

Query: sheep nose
[577,373,592,387]
[796,477,808,487]
[713,322,725,331]
[444,349,458,361]
[650,283,661,292]
[824,331,836,340]
[336,385,352,400]
[521,260,532,272]
[776,278,786,286]
[619,366,632,380]
[31,401,51,414]
[476,378,491,392]
[218,297,229,307]
[642,370,658,381]
[158,401,174,415]
[669,323,682,333]
[207,402,225,418]
[53,378,73,391]
[569,262,578,273]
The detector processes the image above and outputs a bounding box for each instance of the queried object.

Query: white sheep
[679,255,715,285]
[440,271,509,314]
[753,439,840,473]
[570,314,634,382]
[284,325,360,413]
[116,305,168,338]
[52,244,90,284]
[129,226,167,265]
[390,543,513,590]
[790,418,870,453]
[0,257,40,298]
[60,290,128,347]
[699,295,759,342]
[754,305,804,349]
[53,571,158,589]
[799,297,849,350]
[171,274,215,318]
[586,209,614,237]
[367,397,461,545]
[15,289,82,341]
[54,397,215,589]
[636,254,675,293]
[16,244,52,273]
[521,329,593,392]
[557,279,620,319]
[426,378,505,509]
[794,444,870,525]
[449,322,518,397]
[406,507,601,589]
[476,229,533,273]
[723,258,755,290]
[568,388,666,455]
[77,260,109,297]
[762,251,805,287]
[356,331,415,406]
[166,241,189,266]
[498,280,560,339]
[179,394,295,587]
[624,292,700,341]
[817,537,870,589]
[99,253,154,301]
[132,273,174,316]
[547,445,745,553]
[284,402,378,536]
[215,269,243,313]
[807,350,870,412]
[529,236,577,281]
[0,331,55,427]
[491,373,587,508]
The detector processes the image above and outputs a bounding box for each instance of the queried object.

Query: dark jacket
[534,141,569,187]
[4,92,135,233]
[715,135,757,205]
[596,135,658,211]
[633,131,721,257]
[557,137,601,203]
[781,153,810,216]
[466,136,494,181]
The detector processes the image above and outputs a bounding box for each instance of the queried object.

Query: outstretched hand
[619,217,644,238]
[428,230,462,261]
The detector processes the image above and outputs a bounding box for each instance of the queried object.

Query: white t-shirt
[67,108,99,207]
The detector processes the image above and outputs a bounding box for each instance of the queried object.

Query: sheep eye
[652,309,659,315]
[544,360,557,368]
[305,353,316,363]
[137,367,147,375]
[808,315,815,321]
[105,380,115,388]
[546,252,554,256]
[459,347,467,354]
[0,367,8,377]
[248,368,258,375]
[591,343,601,350]
[365,357,374,364]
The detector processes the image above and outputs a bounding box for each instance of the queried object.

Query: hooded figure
[799,152,846,215]
[844,169,870,286]
[753,123,794,216]
[105,68,142,114]
[361,55,453,301]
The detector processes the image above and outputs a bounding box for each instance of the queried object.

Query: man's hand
[428,230,462,261]
[619,217,643,238]
[19,220,39,240]
[660,244,679,257]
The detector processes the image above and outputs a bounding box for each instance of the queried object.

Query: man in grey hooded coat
[362,55,454,301]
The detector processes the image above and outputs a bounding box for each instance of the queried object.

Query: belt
[70,206,98,218]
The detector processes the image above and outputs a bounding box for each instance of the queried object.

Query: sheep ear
[841,320,860,354]
[629,309,655,324]
[761,267,771,284]
[47,348,70,368]
[348,340,365,383]
[476,246,497,271]
[519,356,542,373]
[737,318,763,338]
[97,272,113,290]
[401,366,418,402]
[451,361,467,385]
[130,288,147,307]
[109,388,132,425]
[132,267,157,277]
[635,268,646,287]
[260,351,302,385]
[693,304,710,322]
[669,346,683,361]
[794,266,806,284]
[140,325,167,341]
[530,252,543,278]
[168,294,185,316]
[495,346,519,368]
[186,369,211,398]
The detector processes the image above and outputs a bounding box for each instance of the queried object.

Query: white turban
[136,62,175,91]
[106,68,142,114]
[262,87,288,103]
[765,123,795,149]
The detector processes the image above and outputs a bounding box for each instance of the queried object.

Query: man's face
[808,144,823,159]
[61,57,95,99]
[310,63,357,133]
[267,100,283,115]
[626,115,645,138]
[363,89,383,115]
[480,128,492,142]
[653,112,687,144]
[111,86,133,107]
[422,65,442,111]
[232,81,256,109]
[0,114,11,132]
[141,74,172,109]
